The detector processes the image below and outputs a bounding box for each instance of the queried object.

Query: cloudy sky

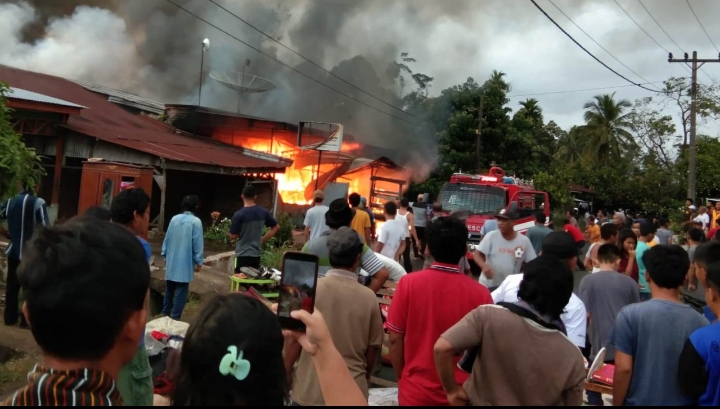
[1,0,719,145]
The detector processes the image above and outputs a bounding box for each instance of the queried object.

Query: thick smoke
[0,0,527,177]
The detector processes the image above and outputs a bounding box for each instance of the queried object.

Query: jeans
[587,391,604,406]
[576,240,587,271]
[4,257,21,326]
[402,238,413,272]
[163,280,189,321]
[118,346,154,406]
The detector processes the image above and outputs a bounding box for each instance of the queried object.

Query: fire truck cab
[437,166,550,246]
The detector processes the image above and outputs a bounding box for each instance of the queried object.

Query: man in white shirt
[375,202,406,261]
[366,253,407,282]
[695,206,711,231]
[304,190,329,241]
[492,231,587,349]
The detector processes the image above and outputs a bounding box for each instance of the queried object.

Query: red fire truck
[437,166,550,246]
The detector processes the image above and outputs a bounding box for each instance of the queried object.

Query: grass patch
[0,352,34,395]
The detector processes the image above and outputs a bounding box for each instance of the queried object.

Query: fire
[242,137,363,205]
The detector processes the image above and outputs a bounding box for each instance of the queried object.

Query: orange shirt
[586,224,601,244]
[711,209,720,230]
[350,210,371,242]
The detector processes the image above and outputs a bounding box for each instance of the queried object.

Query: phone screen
[278,256,318,321]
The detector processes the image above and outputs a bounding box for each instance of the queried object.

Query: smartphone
[277,252,319,331]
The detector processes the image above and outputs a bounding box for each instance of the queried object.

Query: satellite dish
[209,70,276,93]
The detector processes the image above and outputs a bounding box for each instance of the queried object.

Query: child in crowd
[1,218,150,406]
[635,222,656,301]
[691,242,720,323]
[578,244,641,406]
[612,245,709,406]
[679,261,720,406]
[171,294,367,406]
[617,229,639,283]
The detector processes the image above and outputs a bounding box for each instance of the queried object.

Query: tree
[0,84,44,200]
[581,93,635,162]
[517,98,543,124]
[677,136,720,198]
[629,97,677,172]
[659,77,720,146]
[395,53,434,98]
[555,126,584,164]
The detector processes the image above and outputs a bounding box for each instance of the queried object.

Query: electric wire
[685,0,720,53]
[546,0,662,91]
[165,0,418,126]
[530,0,662,93]
[637,0,715,84]
[508,80,671,98]
[207,0,417,119]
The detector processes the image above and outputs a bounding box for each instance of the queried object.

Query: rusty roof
[0,65,292,171]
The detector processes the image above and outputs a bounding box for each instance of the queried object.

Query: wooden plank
[383,282,398,289]
[377,289,395,296]
[377,298,392,306]
[584,381,613,395]
[370,376,398,388]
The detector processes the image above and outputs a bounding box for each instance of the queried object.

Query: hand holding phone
[277,252,319,331]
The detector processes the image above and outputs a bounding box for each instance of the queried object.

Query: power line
[610,0,693,77]
[207,0,416,120]
[546,0,662,91]
[507,80,670,98]
[164,0,418,126]
[637,0,715,84]
[685,0,720,53]
[530,0,660,93]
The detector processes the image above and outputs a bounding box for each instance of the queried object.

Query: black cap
[325,198,356,228]
[495,207,519,220]
[541,232,578,259]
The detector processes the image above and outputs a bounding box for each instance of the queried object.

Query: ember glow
[243,137,363,205]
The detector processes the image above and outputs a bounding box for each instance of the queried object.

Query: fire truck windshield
[438,183,505,215]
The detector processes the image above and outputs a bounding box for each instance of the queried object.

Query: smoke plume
[0,0,524,176]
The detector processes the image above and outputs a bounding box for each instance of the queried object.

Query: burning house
[164,105,410,223]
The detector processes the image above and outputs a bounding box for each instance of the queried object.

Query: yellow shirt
[711,209,720,229]
[351,210,371,241]
[586,224,601,244]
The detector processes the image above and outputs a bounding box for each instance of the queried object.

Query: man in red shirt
[563,218,586,271]
[387,216,493,406]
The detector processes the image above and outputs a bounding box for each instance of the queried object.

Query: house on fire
[1,65,408,233]
[1,65,292,231]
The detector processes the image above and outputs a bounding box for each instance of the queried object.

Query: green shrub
[204,214,233,250]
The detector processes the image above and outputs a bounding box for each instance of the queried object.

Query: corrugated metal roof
[0,65,292,171]
[8,87,86,109]
[77,81,165,115]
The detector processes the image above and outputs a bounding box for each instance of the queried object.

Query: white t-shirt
[373,253,407,282]
[378,219,406,259]
[304,205,329,241]
[586,243,601,274]
[491,274,587,348]
[695,213,710,229]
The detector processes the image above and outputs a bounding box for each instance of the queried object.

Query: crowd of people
[2,183,720,406]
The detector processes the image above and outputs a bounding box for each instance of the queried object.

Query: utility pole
[475,95,484,173]
[668,51,720,201]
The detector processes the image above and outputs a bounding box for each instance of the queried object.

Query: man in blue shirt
[0,185,48,327]
[229,185,279,271]
[161,195,204,320]
[679,261,720,406]
[110,188,154,407]
[635,222,656,301]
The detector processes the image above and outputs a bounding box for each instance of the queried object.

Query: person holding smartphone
[286,227,383,406]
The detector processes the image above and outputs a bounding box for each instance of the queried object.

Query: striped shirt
[1,366,121,406]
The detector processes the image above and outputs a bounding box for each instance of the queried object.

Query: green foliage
[533,163,573,211]
[261,246,288,270]
[0,83,45,200]
[204,216,233,250]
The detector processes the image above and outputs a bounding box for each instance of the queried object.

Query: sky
[1,0,719,151]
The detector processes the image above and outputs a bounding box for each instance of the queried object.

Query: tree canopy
[405,72,720,217]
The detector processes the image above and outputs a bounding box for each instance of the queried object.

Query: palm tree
[518,98,543,123]
[555,126,584,164]
[581,93,635,161]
